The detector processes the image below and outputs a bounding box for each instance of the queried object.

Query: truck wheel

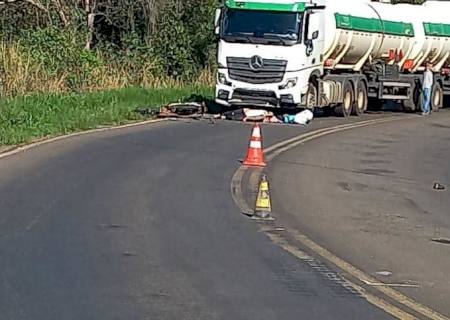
[403,80,421,112]
[368,98,383,111]
[444,96,450,109]
[431,83,443,112]
[353,81,367,116]
[334,82,353,117]
[416,91,424,112]
[306,82,318,111]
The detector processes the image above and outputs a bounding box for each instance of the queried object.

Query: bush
[152,0,216,79]
[0,0,218,97]
[20,28,84,75]
[153,0,196,78]
[18,27,105,91]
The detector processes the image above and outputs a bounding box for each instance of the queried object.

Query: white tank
[322,0,450,72]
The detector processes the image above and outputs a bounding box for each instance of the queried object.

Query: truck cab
[214,0,325,109]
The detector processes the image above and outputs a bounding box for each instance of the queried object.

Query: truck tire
[431,83,443,112]
[403,80,421,112]
[306,82,318,111]
[368,98,383,111]
[444,96,450,109]
[334,81,353,117]
[353,80,367,116]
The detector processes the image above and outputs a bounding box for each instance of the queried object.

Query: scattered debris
[147,98,316,125]
[223,108,246,121]
[431,237,450,245]
[202,113,221,124]
[433,182,446,190]
[123,251,138,257]
[108,224,126,229]
[385,213,405,220]
[375,271,393,277]
[158,102,204,119]
[134,107,159,117]
[97,223,127,229]
[337,181,351,191]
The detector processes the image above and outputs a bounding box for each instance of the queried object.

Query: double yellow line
[232,115,449,320]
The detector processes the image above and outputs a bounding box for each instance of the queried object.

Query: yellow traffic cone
[253,174,273,220]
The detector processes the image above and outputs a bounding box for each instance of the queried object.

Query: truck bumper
[215,70,308,108]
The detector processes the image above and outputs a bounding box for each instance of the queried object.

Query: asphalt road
[270,110,450,317]
[0,115,396,320]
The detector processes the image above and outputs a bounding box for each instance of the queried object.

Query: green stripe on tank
[225,0,306,12]
[335,13,415,37]
[424,22,450,37]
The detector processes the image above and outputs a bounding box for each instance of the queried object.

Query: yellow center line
[231,114,448,320]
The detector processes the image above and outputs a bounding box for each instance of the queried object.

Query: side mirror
[307,13,320,40]
[214,8,221,35]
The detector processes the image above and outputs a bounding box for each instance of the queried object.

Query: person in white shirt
[422,62,433,115]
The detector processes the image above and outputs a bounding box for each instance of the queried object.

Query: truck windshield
[222,9,302,45]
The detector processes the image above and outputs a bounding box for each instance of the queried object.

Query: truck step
[380,95,409,100]
[382,82,411,88]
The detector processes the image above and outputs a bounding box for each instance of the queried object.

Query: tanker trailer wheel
[431,83,443,112]
[306,82,318,112]
[353,80,368,116]
[334,81,353,117]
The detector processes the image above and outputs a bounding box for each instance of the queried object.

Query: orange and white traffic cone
[243,123,266,167]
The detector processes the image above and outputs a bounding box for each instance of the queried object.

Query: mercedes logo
[250,55,264,70]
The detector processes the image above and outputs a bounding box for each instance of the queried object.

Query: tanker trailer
[214,0,450,116]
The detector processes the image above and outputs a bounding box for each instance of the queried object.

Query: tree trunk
[84,0,97,50]
[85,12,95,50]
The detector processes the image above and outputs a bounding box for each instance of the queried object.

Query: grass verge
[0,86,214,146]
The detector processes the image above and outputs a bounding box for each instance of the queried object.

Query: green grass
[0,86,214,146]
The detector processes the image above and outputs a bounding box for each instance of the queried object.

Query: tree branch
[0,0,49,12]
[52,0,69,27]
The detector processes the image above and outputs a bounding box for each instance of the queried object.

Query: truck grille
[232,89,278,106]
[227,57,287,84]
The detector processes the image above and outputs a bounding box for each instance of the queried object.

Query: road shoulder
[268,111,450,319]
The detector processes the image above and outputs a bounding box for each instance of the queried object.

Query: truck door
[304,9,325,69]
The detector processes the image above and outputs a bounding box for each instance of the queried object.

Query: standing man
[422,62,434,116]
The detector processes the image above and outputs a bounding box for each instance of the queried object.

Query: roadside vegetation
[0,86,213,145]
[0,0,215,146]
[0,0,422,146]
[0,0,216,96]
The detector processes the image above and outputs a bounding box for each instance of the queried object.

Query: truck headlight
[279,78,298,90]
[217,72,231,85]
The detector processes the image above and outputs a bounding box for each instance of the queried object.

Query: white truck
[214,0,450,116]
